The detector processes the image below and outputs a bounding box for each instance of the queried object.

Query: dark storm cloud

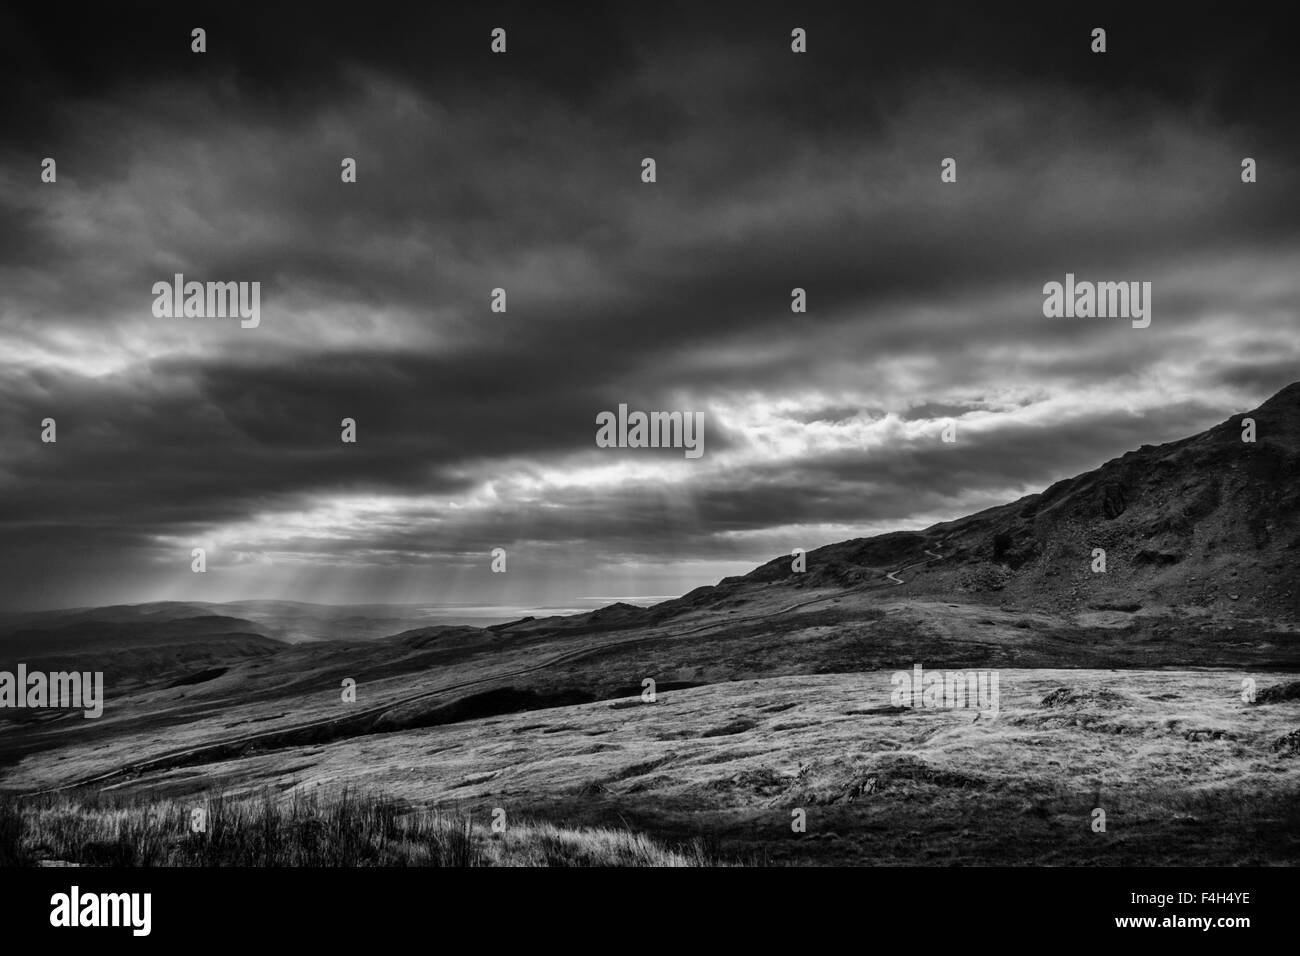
[0,348,743,533]
[1,1,1297,608]
[6,2,1299,122]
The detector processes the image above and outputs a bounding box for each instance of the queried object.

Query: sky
[0,1,1297,611]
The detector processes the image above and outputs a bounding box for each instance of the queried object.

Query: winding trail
[31,542,946,796]
[886,546,944,585]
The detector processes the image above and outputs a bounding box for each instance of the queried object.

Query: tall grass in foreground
[0,789,731,867]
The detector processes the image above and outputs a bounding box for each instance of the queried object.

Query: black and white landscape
[1,2,1298,868]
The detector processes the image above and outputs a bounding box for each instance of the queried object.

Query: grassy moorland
[0,788,736,867]
[5,669,1297,866]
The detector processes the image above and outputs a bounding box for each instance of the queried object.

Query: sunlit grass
[0,788,735,867]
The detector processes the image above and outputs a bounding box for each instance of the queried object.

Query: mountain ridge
[653,381,1300,623]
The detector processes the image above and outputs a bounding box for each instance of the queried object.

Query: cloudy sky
[1,2,1297,611]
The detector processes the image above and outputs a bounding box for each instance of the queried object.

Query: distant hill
[0,614,281,678]
[0,600,514,648]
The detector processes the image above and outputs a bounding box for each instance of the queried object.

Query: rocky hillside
[659,382,1300,622]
